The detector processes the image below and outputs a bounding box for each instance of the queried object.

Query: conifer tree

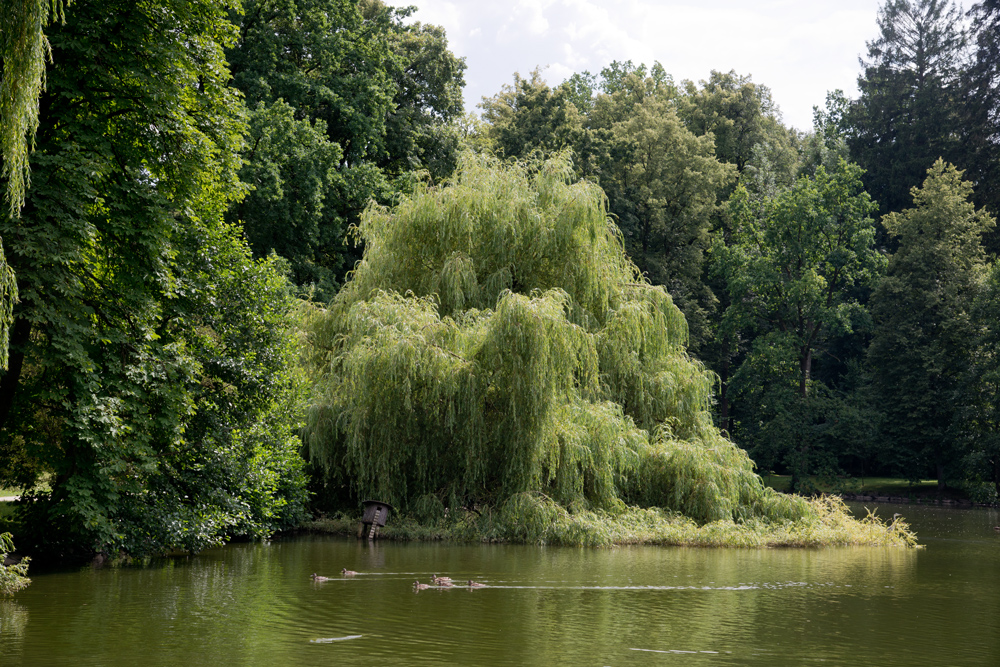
[849,0,967,217]
[961,0,1000,245]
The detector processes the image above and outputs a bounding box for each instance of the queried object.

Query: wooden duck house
[360,500,393,540]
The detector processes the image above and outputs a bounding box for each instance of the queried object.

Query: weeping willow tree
[304,153,914,546]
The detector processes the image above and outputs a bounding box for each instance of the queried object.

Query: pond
[2,502,998,666]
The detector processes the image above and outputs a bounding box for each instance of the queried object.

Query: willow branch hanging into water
[302,152,916,548]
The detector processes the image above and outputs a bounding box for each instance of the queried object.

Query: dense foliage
[0,0,307,560]
[0,532,30,595]
[717,161,884,485]
[3,0,998,565]
[226,0,466,298]
[869,161,995,484]
[847,0,967,218]
[301,153,922,550]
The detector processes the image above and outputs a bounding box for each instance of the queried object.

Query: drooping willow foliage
[1,532,30,595]
[304,153,829,531]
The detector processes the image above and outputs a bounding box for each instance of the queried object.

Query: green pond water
[2,502,998,666]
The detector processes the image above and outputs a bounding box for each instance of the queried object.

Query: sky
[388,0,887,132]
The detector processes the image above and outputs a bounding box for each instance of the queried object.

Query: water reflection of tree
[0,600,28,651]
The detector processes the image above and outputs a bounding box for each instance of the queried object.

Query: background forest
[0,0,997,562]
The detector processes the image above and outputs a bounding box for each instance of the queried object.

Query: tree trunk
[936,461,946,491]
[799,345,812,398]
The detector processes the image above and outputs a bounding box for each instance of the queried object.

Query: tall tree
[378,15,467,180]
[481,70,588,158]
[868,160,995,486]
[679,70,798,178]
[226,0,397,298]
[961,0,1000,247]
[227,0,466,297]
[716,160,884,486]
[604,96,736,352]
[0,0,307,559]
[848,0,967,217]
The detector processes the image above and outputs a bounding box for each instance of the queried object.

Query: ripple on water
[310,635,362,643]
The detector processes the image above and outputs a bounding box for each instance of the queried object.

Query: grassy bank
[761,475,962,498]
[303,495,918,549]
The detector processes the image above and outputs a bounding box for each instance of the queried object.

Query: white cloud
[391,0,885,129]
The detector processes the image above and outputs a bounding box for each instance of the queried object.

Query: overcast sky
[389,0,887,132]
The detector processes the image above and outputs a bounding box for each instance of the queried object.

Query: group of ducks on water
[413,574,487,590]
[310,568,360,580]
[310,569,487,589]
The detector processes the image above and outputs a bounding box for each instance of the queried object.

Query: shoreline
[835,492,993,507]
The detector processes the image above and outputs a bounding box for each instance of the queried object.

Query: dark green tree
[848,0,967,217]
[561,70,598,114]
[481,70,588,158]
[226,0,398,298]
[716,161,884,487]
[959,260,1000,501]
[868,160,995,486]
[961,0,1000,247]
[234,101,344,295]
[603,96,736,352]
[379,14,467,180]
[679,70,798,178]
[226,0,466,297]
[0,0,307,559]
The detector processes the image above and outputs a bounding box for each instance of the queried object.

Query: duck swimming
[467,580,486,588]
[413,580,430,590]
[311,573,332,582]
[431,574,452,584]
[342,568,359,576]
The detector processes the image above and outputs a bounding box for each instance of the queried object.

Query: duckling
[437,579,454,587]
[342,568,359,576]
[467,580,486,588]
[431,574,452,584]
[413,580,430,590]
[311,573,332,582]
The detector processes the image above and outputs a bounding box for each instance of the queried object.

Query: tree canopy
[0,0,307,559]
[226,0,467,298]
[848,0,967,217]
[869,160,995,485]
[301,153,922,549]
[716,161,884,487]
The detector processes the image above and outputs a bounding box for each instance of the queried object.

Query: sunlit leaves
[0,532,30,595]
[305,153,807,525]
[0,0,306,557]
